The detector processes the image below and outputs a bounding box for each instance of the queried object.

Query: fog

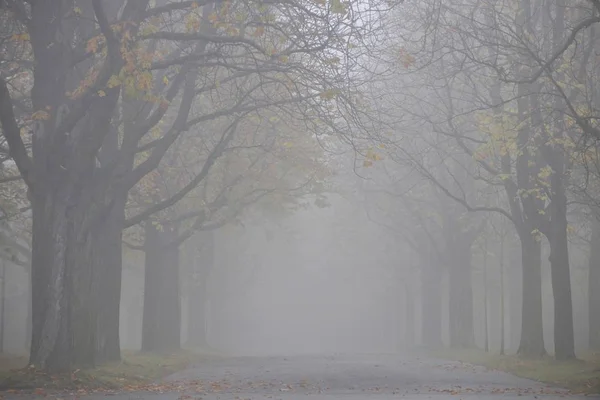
[207,193,398,355]
[1,181,593,358]
[0,2,600,391]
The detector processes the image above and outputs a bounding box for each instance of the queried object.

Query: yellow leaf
[107,75,121,88]
[162,75,169,85]
[74,6,82,15]
[10,33,30,42]
[86,37,100,54]
[97,90,106,97]
[31,110,50,121]
[363,160,373,167]
[136,71,153,92]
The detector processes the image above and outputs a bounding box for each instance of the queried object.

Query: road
[6,353,598,399]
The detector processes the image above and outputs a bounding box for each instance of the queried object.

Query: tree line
[0,0,389,371]
[362,0,600,360]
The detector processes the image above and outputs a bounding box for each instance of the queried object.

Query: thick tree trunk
[63,187,97,368]
[420,259,442,348]
[31,182,124,369]
[483,245,489,353]
[547,182,575,360]
[448,242,475,348]
[92,203,125,363]
[26,271,32,352]
[142,223,181,352]
[590,214,600,350]
[0,260,5,352]
[517,232,546,357]
[499,233,505,355]
[187,282,207,348]
[27,1,89,364]
[30,189,88,371]
[186,231,214,348]
[23,0,138,372]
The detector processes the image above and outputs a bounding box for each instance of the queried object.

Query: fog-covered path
[73,353,596,400]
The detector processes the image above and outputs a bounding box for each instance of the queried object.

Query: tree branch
[0,77,33,189]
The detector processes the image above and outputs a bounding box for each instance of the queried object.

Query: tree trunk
[405,281,414,347]
[0,260,5,352]
[187,282,207,348]
[141,223,181,352]
[448,243,475,349]
[499,233,505,355]
[421,259,442,348]
[547,179,575,360]
[64,187,97,368]
[483,242,489,353]
[590,214,600,350]
[30,188,91,371]
[517,232,546,357]
[92,202,126,363]
[23,0,137,371]
[26,271,32,353]
[186,231,214,348]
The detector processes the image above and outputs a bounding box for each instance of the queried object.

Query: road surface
[5,353,599,399]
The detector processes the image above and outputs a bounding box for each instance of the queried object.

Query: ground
[2,352,598,400]
[433,348,600,393]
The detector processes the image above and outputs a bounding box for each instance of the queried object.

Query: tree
[124,102,331,352]
[0,0,391,371]
[367,0,600,359]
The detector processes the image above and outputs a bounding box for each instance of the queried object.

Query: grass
[0,353,28,375]
[0,348,221,393]
[432,348,600,394]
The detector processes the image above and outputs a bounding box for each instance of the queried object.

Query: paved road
[6,353,599,399]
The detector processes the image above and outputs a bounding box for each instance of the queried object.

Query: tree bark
[511,0,546,359]
[499,232,505,355]
[543,0,575,361]
[546,176,575,360]
[187,282,207,348]
[26,271,32,353]
[517,232,546,357]
[0,260,5,352]
[27,0,82,372]
[186,231,214,348]
[420,257,442,348]
[92,201,126,363]
[142,223,181,352]
[590,214,600,350]
[30,189,85,371]
[404,281,414,347]
[483,239,489,353]
[448,240,475,348]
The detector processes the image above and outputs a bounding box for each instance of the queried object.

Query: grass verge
[0,349,220,393]
[432,348,600,394]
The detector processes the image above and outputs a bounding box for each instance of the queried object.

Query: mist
[1,0,600,398]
